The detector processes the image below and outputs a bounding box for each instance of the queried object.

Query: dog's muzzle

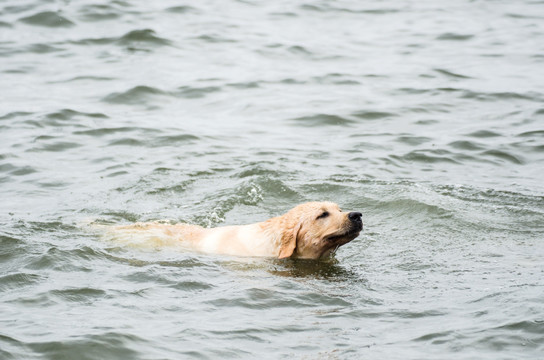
[348,212,363,231]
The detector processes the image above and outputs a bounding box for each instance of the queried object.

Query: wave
[117,29,171,46]
[24,332,146,359]
[434,68,473,79]
[351,110,397,120]
[290,114,356,127]
[0,111,33,120]
[73,127,157,137]
[165,6,198,14]
[176,85,222,99]
[193,34,237,44]
[78,4,122,22]
[49,76,116,83]
[480,149,524,165]
[390,149,460,164]
[18,11,75,28]
[299,3,399,14]
[103,84,224,104]
[102,85,170,104]
[26,141,81,153]
[436,33,474,41]
[70,29,171,47]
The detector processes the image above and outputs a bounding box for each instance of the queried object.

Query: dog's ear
[278,221,301,259]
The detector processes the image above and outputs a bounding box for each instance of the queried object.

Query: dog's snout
[348,212,362,222]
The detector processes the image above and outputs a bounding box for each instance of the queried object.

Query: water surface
[1,0,544,359]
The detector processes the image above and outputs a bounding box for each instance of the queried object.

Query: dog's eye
[316,211,329,220]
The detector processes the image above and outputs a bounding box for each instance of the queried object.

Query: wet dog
[110,202,363,259]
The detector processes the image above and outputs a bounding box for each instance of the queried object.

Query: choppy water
[1,0,544,359]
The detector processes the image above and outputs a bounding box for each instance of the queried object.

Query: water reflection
[269,258,364,282]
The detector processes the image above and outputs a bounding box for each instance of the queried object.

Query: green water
[1,0,543,359]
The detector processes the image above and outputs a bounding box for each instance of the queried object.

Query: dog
[109,202,363,259]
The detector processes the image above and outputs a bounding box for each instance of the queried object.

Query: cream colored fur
[107,202,362,259]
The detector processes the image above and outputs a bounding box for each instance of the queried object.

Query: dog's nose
[348,212,362,221]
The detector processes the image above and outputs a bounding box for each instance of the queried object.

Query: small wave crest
[19,11,74,28]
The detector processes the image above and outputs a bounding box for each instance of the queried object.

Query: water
[1,0,544,358]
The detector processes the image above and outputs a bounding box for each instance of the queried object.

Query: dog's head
[273,201,363,259]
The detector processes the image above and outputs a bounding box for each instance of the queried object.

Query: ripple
[279,78,305,85]
[290,114,355,127]
[413,330,455,343]
[70,37,118,46]
[20,220,79,233]
[496,320,544,335]
[448,140,485,151]
[2,1,544,359]
[99,132,200,148]
[45,109,108,121]
[165,5,198,14]
[518,130,544,138]
[50,75,116,83]
[107,138,145,146]
[434,68,473,79]
[176,85,222,99]
[71,29,171,48]
[19,11,75,28]
[0,234,24,248]
[396,309,446,319]
[396,135,431,146]
[0,163,17,173]
[461,90,540,102]
[3,4,40,14]
[435,185,544,226]
[471,333,540,351]
[313,73,360,85]
[122,269,213,291]
[50,287,107,302]
[153,134,200,146]
[206,287,350,309]
[270,258,363,281]
[235,165,281,178]
[145,182,192,196]
[436,33,474,41]
[101,211,141,223]
[78,4,122,22]
[74,127,159,137]
[227,81,260,89]
[379,197,452,220]
[300,4,329,12]
[10,166,37,176]
[351,110,397,120]
[300,3,399,14]
[27,141,81,152]
[188,176,299,227]
[0,272,42,292]
[194,34,237,44]
[26,44,64,54]
[0,334,25,359]
[0,111,32,120]
[391,149,460,164]
[26,332,144,359]
[480,150,524,164]
[465,130,502,138]
[102,86,169,104]
[288,45,312,56]
[117,29,171,46]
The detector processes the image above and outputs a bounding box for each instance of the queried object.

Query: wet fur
[108,202,362,259]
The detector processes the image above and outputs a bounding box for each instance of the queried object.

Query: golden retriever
[109,202,363,259]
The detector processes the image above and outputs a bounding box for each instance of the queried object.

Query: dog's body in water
[109,202,363,260]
